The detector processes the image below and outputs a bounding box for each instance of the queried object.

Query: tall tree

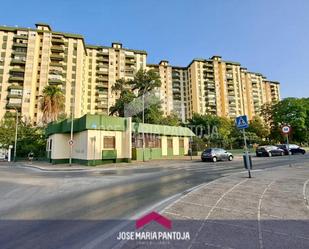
[110,69,163,123]
[40,85,65,123]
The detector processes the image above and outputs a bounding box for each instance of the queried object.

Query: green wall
[132,148,162,160]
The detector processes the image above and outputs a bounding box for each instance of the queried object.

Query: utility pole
[13,107,18,162]
[242,129,251,178]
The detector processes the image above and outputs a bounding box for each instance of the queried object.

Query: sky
[1,0,308,98]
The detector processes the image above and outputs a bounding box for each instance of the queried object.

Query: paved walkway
[121,163,309,249]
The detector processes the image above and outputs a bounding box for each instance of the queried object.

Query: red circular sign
[281,125,291,134]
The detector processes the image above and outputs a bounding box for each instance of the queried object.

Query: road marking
[187,179,248,249]
[257,181,276,249]
[303,179,309,210]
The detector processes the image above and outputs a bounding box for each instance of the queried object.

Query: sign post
[281,125,292,167]
[236,115,251,178]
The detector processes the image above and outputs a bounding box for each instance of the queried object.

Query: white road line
[303,179,309,210]
[187,179,248,249]
[257,181,276,249]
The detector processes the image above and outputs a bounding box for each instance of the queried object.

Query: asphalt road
[0,154,308,249]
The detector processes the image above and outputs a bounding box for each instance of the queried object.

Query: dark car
[256,146,284,157]
[276,144,306,155]
[201,148,233,162]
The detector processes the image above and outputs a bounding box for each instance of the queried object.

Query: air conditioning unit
[0,58,3,62]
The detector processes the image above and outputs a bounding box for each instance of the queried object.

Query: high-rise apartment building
[0,23,280,124]
[85,43,146,115]
[0,23,87,124]
[148,56,280,122]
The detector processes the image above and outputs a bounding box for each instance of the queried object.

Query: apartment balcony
[205,84,215,89]
[48,78,65,85]
[50,53,65,61]
[96,77,108,83]
[228,91,235,95]
[96,83,108,89]
[10,58,26,65]
[13,42,28,48]
[12,50,27,56]
[204,68,214,73]
[6,102,22,110]
[172,75,181,80]
[49,69,64,76]
[50,62,65,68]
[125,60,135,65]
[14,35,28,40]
[95,96,108,102]
[205,74,214,78]
[96,70,108,76]
[125,54,135,59]
[173,88,181,94]
[97,51,109,56]
[207,102,217,107]
[96,57,109,63]
[9,67,25,73]
[51,45,65,52]
[9,76,24,82]
[8,85,23,90]
[95,104,108,109]
[7,93,23,99]
[51,38,65,45]
[125,70,134,76]
[96,64,109,69]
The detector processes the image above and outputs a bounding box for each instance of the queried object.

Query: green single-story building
[46,114,195,165]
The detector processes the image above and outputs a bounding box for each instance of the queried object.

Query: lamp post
[13,107,18,162]
[69,106,74,166]
[142,91,145,162]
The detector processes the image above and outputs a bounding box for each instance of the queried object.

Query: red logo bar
[136,212,172,229]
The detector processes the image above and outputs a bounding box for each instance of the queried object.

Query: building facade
[0,23,280,124]
[148,56,280,122]
[46,114,194,165]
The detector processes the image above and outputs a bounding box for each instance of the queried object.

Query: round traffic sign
[281,125,291,134]
[68,139,74,146]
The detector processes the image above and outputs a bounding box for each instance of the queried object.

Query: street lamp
[142,87,147,162]
[13,107,18,162]
[69,107,74,166]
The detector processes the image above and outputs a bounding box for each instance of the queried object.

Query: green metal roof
[46,114,127,136]
[132,123,195,137]
[46,114,195,137]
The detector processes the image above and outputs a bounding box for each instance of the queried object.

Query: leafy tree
[40,85,65,123]
[110,69,166,124]
[0,113,46,158]
[247,116,270,140]
[159,112,181,126]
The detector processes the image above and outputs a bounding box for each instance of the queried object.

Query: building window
[104,136,115,149]
[167,138,173,148]
[179,139,184,148]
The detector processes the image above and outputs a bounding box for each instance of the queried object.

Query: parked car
[201,148,233,162]
[256,146,284,157]
[276,144,306,155]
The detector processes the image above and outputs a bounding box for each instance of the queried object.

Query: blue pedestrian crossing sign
[236,115,249,129]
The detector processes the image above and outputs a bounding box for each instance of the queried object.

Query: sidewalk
[0,155,241,172]
[122,163,309,249]
[0,156,202,171]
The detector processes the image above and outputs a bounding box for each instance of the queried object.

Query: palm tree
[40,85,65,123]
